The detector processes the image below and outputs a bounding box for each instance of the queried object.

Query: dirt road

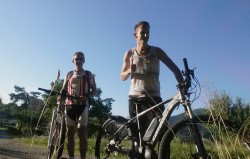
[0,128,48,159]
[0,127,96,159]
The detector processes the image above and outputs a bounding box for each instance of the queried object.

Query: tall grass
[21,118,250,159]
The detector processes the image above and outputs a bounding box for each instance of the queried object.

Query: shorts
[65,105,88,126]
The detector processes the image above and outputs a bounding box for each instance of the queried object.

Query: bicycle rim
[95,116,129,159]
[159,115,238,159]
[48,115,66,159]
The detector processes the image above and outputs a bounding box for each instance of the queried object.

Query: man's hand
[130,64,136,73]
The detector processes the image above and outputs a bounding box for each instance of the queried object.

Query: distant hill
[168,108,208,125]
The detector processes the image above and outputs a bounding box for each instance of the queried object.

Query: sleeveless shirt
[66,71,91,105]
[129,46,160,97]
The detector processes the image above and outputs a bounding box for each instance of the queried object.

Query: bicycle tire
[158,115,238,159]
[95,116,129,159]
[48,113,66,159]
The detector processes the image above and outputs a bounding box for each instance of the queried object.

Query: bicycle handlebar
[38,87,79,99]
[183,58,189,72]
[182,58,194,95]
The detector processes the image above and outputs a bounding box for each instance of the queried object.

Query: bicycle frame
[108,91,206,159]
[110,90,186,147]
[95,58,213,159]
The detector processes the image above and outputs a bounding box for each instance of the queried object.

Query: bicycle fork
[185,102,207,159]
[135,103,143,151]
[48,110,57,148]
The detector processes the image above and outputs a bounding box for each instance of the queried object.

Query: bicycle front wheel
[48,112,66,159]
[159,115,240,159]
[95,116,129,159]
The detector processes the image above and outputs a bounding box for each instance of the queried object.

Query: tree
[8,85,42,136]
[0,96,2,105]
[88,88,114,136]
[230,97,250,128]
[208,90,232,119]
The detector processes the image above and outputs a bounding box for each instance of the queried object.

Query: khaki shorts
[65,107,88,126]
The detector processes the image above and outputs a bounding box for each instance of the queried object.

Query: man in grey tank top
[121,21,184,156]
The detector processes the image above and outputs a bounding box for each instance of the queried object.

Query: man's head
[134,21,150,43]
[72,51,85,66]
[134,21,150,32]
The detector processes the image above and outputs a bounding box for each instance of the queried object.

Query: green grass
[25,134,249,159]
[17,126,250,159]
[21,135,130,158]
[0,126,7,130]
[21,135,98,157]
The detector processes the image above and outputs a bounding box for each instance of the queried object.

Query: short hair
[72,51,85,62]
[134,21,150,31]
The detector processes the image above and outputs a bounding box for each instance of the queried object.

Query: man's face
[73,54,84,67]
[135,25,150,43]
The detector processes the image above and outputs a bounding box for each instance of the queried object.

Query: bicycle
[47,106,66,159]
[95,58,238,159]
[38,88,84,159]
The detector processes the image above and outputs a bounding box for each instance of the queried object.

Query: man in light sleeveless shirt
[58,52,97,159]
[121,21,184,144]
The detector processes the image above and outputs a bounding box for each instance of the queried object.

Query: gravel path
[0,128,48,159]
[0,127,96,159]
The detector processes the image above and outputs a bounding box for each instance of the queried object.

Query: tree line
[0,84,250,142]
[0,80,113,137]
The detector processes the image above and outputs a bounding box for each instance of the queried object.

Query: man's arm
[156,48,184,84]
[121,50,133,81]
[88,73,97,97]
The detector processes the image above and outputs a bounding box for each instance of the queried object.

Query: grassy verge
[16,127,250,159]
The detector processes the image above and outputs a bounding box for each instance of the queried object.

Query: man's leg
[78,125,88,159]
[67,126,75,158]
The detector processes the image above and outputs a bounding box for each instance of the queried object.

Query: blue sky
[0,1,249,117]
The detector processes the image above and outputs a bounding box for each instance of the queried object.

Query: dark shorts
[66,104,87,121]
[128,96,165,137]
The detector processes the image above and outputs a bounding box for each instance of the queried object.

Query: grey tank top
[129,46,160,98]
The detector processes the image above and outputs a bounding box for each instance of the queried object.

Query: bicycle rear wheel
[159,115,240,159]
[48,112,66,159]
[95,116,129,159]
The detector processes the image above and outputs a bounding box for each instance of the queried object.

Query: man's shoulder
[67,70,74,74]
[150,46,162,51]
[151,46,165,55]
[125,48,134,57]
[85,70,92,75]
[67,70,74,76]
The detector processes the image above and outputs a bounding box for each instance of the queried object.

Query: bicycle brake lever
[190,68,196,79]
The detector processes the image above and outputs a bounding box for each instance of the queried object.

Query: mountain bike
[47,107,66,159]
[38,88,67,159]
[38,88,84,159]
[95,58,238,159]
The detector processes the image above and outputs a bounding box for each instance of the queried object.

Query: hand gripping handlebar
[38,87,79,99]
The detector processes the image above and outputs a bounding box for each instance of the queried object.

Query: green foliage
[209,90,232,119]
[2,85,45,136]
[0,96,2,105]
[208,90,250,148]
[89,88,113,123]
